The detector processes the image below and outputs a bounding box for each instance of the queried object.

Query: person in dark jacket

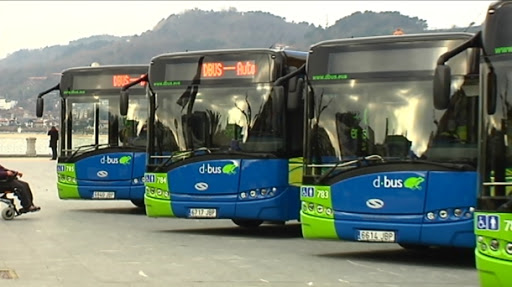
[0,163,40,213]
[48,126,59,160]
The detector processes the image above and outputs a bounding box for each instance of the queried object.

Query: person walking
[48,126,59,160]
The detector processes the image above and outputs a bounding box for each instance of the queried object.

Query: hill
[0,8,480,118]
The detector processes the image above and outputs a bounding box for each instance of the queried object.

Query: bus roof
[60,64,148,75]
[310,32,475,50]
[150,48,307,62]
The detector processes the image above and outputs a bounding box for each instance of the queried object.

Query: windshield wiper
[407,158,475,171]
[315,155,385,184]
[211,149,277,159]
[154,147,212,169]
[66,143,112,160]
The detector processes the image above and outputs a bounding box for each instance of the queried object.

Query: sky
[0,1,494,60]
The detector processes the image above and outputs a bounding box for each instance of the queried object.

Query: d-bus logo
[199,162,238,175]
[372,176,425,190]
[100,155,132,165]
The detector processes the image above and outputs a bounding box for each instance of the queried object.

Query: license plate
[92,191,115,199]
[358,230,396,242]
[188,208,217,218]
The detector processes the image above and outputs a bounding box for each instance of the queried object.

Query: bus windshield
[481,57,512,204]
[152,83,284,157]
[65,93,147,151]
[308,77,479,165]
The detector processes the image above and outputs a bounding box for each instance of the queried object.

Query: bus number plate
[189,208,217,218]
[92,191,115,199]
[358,230,395,242]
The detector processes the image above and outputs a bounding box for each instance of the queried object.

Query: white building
[0,98,17,110]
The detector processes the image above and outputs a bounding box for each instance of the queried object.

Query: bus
[300,33,480,249]
[434,1,512,285]
[36,65,149,208]
[121,48,307,227]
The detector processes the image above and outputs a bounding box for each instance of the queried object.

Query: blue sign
[144,174,156,183]
[301,186,315,198]
[476,214,500,231]
[57,165,65,172]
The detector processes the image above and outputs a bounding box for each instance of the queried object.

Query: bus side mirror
[307,89,315,120]
[487,71,497,115]
[36,98,44,118]
[120,90,129,116]
[433,65,451,110]
[273,85,284,98]
[287,77,304,110]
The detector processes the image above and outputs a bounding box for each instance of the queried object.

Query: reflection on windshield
[152,84,284,156]
[308,78,478,165]
[120,96,148,148]
[64,93,148,153]
[483,60,512,199]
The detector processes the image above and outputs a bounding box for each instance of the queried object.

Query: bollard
[26,137,37,156]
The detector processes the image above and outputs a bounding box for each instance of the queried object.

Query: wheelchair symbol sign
[477,215,500,231]
[300,186,315,198]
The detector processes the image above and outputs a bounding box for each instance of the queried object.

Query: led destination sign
[201,61,257,78]
[71,73,147,90]
[161,56,268,84]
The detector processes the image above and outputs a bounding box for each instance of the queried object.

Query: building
[0,98,17,110]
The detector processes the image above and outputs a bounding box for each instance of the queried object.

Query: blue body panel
[333,171,476,248]
[74,152,146,200]
[169,159,300,221]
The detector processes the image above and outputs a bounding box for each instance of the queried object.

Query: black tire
[232,219,263,228]
[399,243,430,251]
[2,207,15,220]
[130,199,145,209]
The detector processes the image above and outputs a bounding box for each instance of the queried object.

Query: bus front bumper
[476,250,512,287]
[144,195,174,217]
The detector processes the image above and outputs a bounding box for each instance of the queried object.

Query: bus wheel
[130,199,145,209]
[232,219,263,228]
[398,243,430,251]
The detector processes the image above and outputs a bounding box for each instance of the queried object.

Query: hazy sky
[0,1,493,60]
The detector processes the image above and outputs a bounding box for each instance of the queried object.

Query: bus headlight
[316,205,324,213]
[260,188,267,196]
[240,192,247,199]
[249,190,257,197]
[302,201,308,211]
[477,236,484,243]
[426,212,435,220]
[453,209,462,217]
[480,243,488,251]
[439,210,448,219]
[469,207,475,213]
[506,243,512,255]
[490,239,499,251]
[308,203,314,212]
[325,208,333,216]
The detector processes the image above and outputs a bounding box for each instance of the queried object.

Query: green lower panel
[57,182,80,199]
[476,249,512,287]
[144,194,174,217]
[300,211,338,239]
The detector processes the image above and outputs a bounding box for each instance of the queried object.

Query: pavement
[0,158,479,287]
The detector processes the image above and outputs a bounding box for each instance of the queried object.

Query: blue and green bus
[122,48,307,227]
[434,1,512,285]
[300,33,480,249]
[37,65,149,207]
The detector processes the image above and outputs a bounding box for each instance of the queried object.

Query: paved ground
[0,158,479,287]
